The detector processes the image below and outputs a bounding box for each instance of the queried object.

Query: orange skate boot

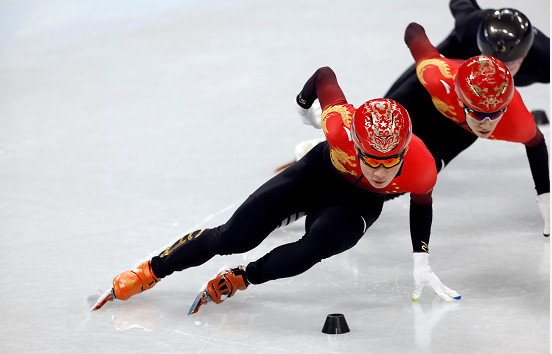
[113,260,160,300]
[188,266,249,314]
[91,260,159,311]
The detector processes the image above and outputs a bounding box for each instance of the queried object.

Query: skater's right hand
[412,253,461,302]
[296,100,322,129]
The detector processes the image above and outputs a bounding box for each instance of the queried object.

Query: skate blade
[188,289,212,315]
[274,161,295,173]
[90,288,116,311]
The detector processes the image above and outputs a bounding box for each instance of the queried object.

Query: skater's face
[357,147,404,189]
[466,116,501,138]
[459,100,505,138]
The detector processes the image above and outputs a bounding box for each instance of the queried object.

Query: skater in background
[385,3,548,174]
[387,0,549,96]
[92,66,460,314]
[402,21,550,236]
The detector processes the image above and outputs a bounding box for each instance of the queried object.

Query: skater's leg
[245,200,383,285]
[188,199,383,314]
[151,143,331,278]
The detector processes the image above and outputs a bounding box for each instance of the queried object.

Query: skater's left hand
[412,253,461,302]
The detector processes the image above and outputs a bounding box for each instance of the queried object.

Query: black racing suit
[150,142,385,285]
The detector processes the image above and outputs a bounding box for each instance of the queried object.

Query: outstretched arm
[449,0,490,56]
[404,22,441,64]
[296,66,348,129]
[525,128,550,236]
[409,193,433,253]
[449,0,481,20]
[296,66,347,111]
[410,193,461,301]
[525,128,550,195]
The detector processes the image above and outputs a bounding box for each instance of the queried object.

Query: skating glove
[412,253,461,302]
[297,100,322,129]
[536,192,550,237]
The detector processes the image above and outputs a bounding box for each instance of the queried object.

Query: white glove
[412,253,461,302]
[536,192,550,237]
[296,100,322,129]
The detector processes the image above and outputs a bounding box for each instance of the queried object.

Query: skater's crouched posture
[92,67,460,314]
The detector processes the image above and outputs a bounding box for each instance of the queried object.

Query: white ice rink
[0,0,550,353]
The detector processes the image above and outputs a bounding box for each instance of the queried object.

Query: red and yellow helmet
[351,98,412,157]
[455,56,514,113]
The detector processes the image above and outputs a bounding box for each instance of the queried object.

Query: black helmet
[477,8,534,62]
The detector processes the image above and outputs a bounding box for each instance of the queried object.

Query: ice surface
[0,0,549,353]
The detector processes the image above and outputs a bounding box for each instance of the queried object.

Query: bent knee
[309,219,365,257]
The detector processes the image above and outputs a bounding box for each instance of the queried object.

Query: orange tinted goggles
[357,149,405,169]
